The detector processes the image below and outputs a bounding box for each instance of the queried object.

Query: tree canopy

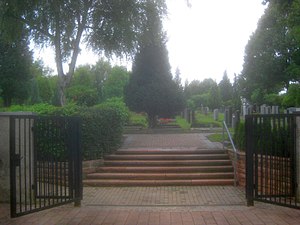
[219,71,233,105]
[240,0,300,105]
[0,36,32,106]
[0,0,167,106]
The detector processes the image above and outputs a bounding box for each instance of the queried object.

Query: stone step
[86,172,234,180]
[104,154,229,161]
[83,179,235,187]
[84,147,235,187]
[96,165,234,173]
[116,149,225,155]
[104,159,232,167]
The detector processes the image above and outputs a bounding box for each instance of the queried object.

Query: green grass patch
[127,112,148,128]
[207,128,235,143]
[207,133,226,142]
[175,116,191,129]
[193,111,223,128]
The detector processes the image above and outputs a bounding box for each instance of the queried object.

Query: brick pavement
[2,200,300,225]
[1,133,300,224]
[83,186,245,206]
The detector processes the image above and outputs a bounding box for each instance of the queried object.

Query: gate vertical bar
[72,118,82,206]
[10,117,17,217]
[246,115,254,206]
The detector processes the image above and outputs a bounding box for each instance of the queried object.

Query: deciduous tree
[1,0,167,106]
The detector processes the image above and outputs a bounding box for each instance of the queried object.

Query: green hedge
[79,99,129,160]
[2,99,129,160]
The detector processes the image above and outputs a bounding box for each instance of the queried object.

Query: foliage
[175,116,191,129]
[67,85,98,106]
[185,78,223,110]
[79,99,129,160]
[33,117,70,160]
[127,112,148,128]
[0,36,32,106]
[193,112,223,128]
[1,0,167,106]
[208,82,221,110]
[282,83,300,107]
[207,133,229,143]
[188,94,209,110]
[233,121,246,151]
[36,75,53,103]
[185,78,216,99]
[2,100,128,160]
[218,71,233,106]
[103,66,130,100]
[240,0,300,104]
[66,60,129,105]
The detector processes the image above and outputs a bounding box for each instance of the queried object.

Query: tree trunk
[148,114,157,128]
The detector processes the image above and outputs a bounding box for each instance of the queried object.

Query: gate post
[0,114,10,203]
[245,116,254,206]
[296,114,300,202]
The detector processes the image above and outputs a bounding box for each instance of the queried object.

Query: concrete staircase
[83,148,235,186]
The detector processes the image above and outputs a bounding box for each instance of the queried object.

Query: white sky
[34,0,267,83]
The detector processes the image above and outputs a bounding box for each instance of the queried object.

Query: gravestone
[267,106,272,114]
[272,106,279,114]
[232,110,240,128]
[213,109,219,121]
[260,104,267,114]
[224,108,232,126]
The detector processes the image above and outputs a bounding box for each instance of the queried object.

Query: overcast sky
[165,0,267,83]
[34,0,267,83]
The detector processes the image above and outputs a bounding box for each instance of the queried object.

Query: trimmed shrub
[79,100,129,160]
[2,99,129,160]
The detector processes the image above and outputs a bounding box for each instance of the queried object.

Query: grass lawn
[193,111,224,128]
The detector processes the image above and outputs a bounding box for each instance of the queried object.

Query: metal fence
[245,114,298,208]
[10,115,82,217]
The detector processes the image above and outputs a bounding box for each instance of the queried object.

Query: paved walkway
[122,133,223,149]
[1,133,300,224]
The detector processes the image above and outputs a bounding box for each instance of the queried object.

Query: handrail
[222,121,237,187]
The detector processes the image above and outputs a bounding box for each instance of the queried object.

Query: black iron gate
[245,114,299,208]
[10,115,82,217]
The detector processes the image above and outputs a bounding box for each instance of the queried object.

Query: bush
[78,98,129,160]
[66,85,98,106]
[234,121,245,151]
[127,112,148,128]
[2,99,129,160]
[234,118,293,156]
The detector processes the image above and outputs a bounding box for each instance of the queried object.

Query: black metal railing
[10,115,82,217]
[246,114,298,208]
